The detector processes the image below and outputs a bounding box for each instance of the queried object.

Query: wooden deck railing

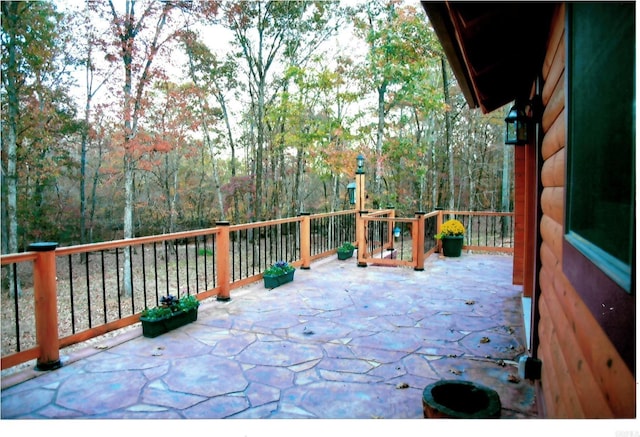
[357,210,514,268]
[1,209,511,371]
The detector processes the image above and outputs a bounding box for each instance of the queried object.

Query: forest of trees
[1,0,513,254]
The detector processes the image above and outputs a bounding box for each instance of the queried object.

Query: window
[565,2,635,293]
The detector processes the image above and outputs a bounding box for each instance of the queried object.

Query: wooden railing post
[29,242,61,370]
[436,209,444,254]
[357,211,368,267]
[414,212,426,271]
[300,213,311,269]
[216,222,231,301]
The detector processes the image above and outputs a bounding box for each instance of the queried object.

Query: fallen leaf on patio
[396,382,409,389]
[465,300,475,305]
[151,351,163,356]
[497,360,506,367]
[508,374,521,383]
[480,336,491,343]
[156,346,165,350]
[449,369,463,375]
[94,344,109,350]
[447,354,457,358]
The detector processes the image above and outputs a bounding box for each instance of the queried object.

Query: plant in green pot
[263,261,295,289]
[435,219,465,257]
[336,241,356,260]
[140,294,200,338]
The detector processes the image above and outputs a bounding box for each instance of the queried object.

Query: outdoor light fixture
[504,96,541,146]
[394,227,401,239]
[347,182,356,205]
[356,154,365,174]
[504,100,530,145]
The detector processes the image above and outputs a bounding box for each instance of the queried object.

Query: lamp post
[355,154,365,211]
[355,154,367,267]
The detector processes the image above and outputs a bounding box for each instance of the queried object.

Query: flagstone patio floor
[1,253,537,420]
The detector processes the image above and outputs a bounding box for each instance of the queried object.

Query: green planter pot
[441,236,464,257]
[263,270,295,289]
[141,307,198,338]
[337,248,354,260]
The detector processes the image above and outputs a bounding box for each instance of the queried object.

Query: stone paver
[1,253,537,419]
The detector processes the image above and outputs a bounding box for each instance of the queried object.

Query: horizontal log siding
[536,4,635,418]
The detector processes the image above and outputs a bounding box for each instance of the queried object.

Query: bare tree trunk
[332,175,340,212]
[294,144,305,213]
[88,136,105,243]
[375,83,387,204]
[441,57,454,211]
[123,154,134,296]
[2,2,22,295]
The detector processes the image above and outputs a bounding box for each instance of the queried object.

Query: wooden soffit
[422,2,555,113]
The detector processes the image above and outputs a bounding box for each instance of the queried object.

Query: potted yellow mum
[436,219,465,257]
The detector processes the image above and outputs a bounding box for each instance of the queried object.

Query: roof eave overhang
[423,1,480,110]
[422,2,555,114]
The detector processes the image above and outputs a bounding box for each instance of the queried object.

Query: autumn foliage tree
[1,1,80,295]
[88,0,212,295]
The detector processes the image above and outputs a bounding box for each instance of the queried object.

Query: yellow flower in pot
[435,219,465,257]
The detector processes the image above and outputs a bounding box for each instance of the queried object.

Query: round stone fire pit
[422,380,501,419]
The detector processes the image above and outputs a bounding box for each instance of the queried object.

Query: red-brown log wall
[536,4,635,418]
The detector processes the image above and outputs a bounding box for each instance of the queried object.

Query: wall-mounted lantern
[394,227,401,239]
[347,182,356,205]
[504,100,530,145]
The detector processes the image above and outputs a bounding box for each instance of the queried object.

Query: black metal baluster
[492,216,497,247]
[195,237,200,294]
[231,230,236,282]
[185,238,190,295]
[238,230,243,280]
[401,222,406,260]
[281,223,286,261]
[141,244,147,306]
[175,241,180,299]
[85,252,92,328]
[269,225,274,265]
[257,228,262,274]
[164,241,170,297]
[12,263,20,352]
[129,246,135,313]
[275,225,279,262]
[153,242,159,306]
[244,229,249,278]
[201,236,207,290]
[212,233,217,287]
[115,248,122,319]
[68,255,76,334]
[101,250,107,324]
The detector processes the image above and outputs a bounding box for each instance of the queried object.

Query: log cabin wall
[536,4,635,418]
